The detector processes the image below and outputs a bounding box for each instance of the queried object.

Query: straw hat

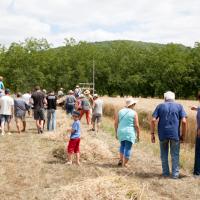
[79,94,85,98]
[84,90,90,95]
[93,94,98,98]
[125,98,138,107]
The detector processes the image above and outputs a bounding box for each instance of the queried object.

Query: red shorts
[67,138,80,154]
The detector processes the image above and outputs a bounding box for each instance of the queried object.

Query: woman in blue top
[114,98,140,167]
[191,92,200,176]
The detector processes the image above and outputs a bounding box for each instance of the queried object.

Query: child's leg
[75,153,80,165]
[68,153,73,163]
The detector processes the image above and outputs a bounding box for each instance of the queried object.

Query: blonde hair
[0,76,3,81]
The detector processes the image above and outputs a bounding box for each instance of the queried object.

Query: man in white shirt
[0,89,14,135]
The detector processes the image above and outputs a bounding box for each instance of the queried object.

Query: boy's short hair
[72,111,80,117]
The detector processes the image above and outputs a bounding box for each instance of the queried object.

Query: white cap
[125,98,138,107]
[164,91,175,101]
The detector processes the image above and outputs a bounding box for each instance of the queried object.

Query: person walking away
[191,92,200,176]
[74,85,81,98]
[31,86,47,134]
[0,89,14,135]
[46,91,57,131]
[79,94,91,127]
[91,94,103,132]
[66,111,81,165]
[151,91,187,179]
[0,76,5,90]
[22,91,32,115]
[114,98,140,167]
[14,92,30,134]
[65,90,76,115]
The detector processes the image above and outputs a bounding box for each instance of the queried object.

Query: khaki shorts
[15,115,26,122]
[92,113,102,123]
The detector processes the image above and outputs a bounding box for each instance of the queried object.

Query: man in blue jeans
[151,91,187,179]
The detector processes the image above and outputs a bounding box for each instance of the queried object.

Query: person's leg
[96,115,102,132]
[7,116,12,134]
[52,109,56,131]
[86,110,90,125]
[1,115,5,135]
[75,138,80,165]
[79,110,84,120]
[160,140,170,177]
[119,141,125,166]
[47,110,51,131]
[91,114,96,131]
[194,136,200,175]
[170,140,180,178]
[123,140,133,167]
[67,139,75,164]
[16,118,21,134]
[22,120,26,132]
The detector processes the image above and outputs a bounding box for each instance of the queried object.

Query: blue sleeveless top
[117,108,136,144]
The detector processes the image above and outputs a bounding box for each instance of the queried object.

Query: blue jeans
[160,139,180,178]
[47,109,56,131]
[120,140,133,159]
[194,136,200,175]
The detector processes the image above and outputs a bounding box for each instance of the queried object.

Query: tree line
[0,38,200,98]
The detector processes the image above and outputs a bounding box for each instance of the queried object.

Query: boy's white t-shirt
[0,95,14,115]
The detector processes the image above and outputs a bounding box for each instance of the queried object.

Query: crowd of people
[0,75,200,179]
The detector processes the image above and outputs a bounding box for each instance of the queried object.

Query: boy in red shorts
[66,111,81,165]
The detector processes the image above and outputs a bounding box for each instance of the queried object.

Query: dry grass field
[102,97,198,144]
[0,101,200,200]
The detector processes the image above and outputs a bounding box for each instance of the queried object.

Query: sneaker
[7,132,12,135]
[1,132,5,136]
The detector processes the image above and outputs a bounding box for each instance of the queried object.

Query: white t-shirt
[0,95,14,115]
[22,93,31,104]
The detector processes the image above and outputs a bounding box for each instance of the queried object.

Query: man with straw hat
[114,98,140,167]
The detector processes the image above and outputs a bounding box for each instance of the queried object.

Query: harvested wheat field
[0,106,200,200]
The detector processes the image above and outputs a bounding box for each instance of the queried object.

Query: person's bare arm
[180,117,187,142]
[134,112,140,141]
[114,113,119,140]
[150,118,157,143]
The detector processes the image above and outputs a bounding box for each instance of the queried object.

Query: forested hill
[0,38,199,98]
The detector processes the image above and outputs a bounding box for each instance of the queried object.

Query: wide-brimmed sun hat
[84,90,90,95]
[164,91,175,101]
[93,94,98,98]
[125,98,138,107]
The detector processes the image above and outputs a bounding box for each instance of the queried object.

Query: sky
[0,0,199,47]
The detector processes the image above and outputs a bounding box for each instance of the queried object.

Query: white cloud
[0,0,199,47]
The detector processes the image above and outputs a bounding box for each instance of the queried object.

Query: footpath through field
[0,109,200,200]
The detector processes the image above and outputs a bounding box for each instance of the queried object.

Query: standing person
[0,89,14,135]
[22,91,32,115]
[31,86,47,134]
[84,89,93,108]
[0,76,5,90]
[91,94,103,132]
[65,90,76,115]
[151,91,187,179]
[66,111,81,165]
[46,91,57,131]
[14,92,30,134]
[74,85,81,98]
[114,98,140,167]
[79,94,91,126]
[191,92,200,176]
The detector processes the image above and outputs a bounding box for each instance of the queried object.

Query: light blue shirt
[117,108,136,144]
[70,120,81,139]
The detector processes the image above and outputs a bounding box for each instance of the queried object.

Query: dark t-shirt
[46,95,57,110]
[31,91,45,110]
